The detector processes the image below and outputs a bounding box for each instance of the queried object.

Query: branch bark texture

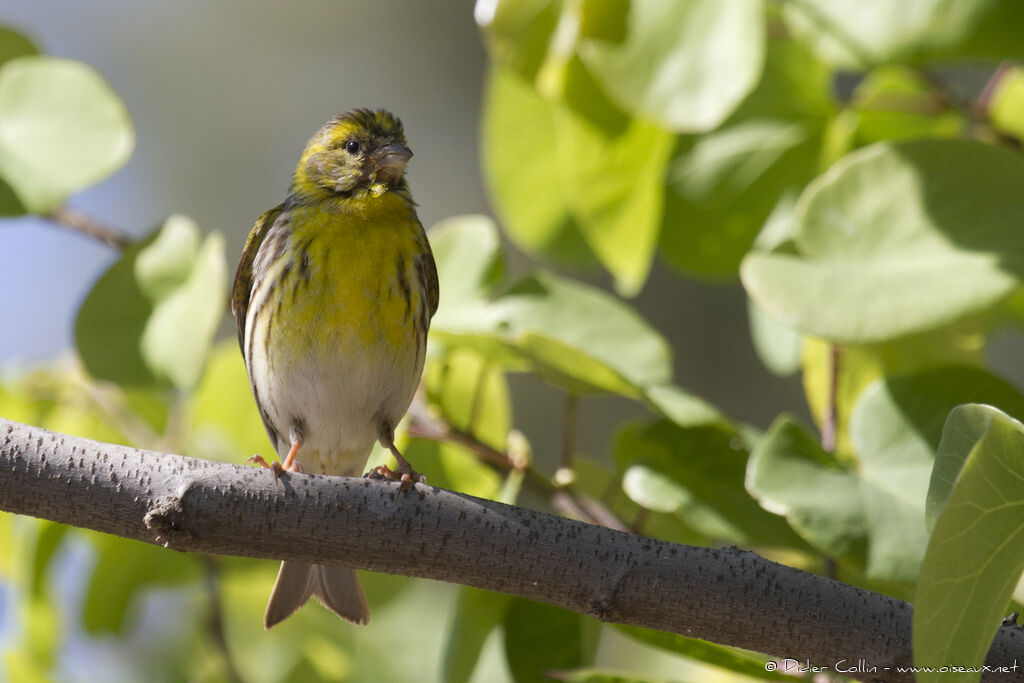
[1,418,1022,681]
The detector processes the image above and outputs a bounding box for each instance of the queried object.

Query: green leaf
[475,0,568,84]
[578,0,764,132]
[747,417,867,564]
[741,140,1024,344]
[658,30,830,280]
[481,66,597,268]
[504,599,596,683]
[83,535,199,633]
[848,366,1024,582]
[553,84,674,295]
[747,298,802,377]
[660,119,819,279]
[614,625,795,682]
[429,214,504,316]
[617,419,803,547]
[435,270,672,398]
[0,25,38,68]
[914,406,1024,681]
[140,227,226,389]
[0,56,133,212]
[926,404,999,532]
[641,384,722,428]
[782,0,992,69]
[443,587,512,683]
[76,215,226,389]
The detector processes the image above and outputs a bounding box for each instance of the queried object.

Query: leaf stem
[45,206,133,250]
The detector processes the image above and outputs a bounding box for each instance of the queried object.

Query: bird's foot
[367,463,425,492]
[246,454,302,485]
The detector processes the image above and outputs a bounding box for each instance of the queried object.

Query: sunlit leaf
[579,0,764,131]
[914,406,1024,681]
[0,56,133,212]
[783,0,991,69]
[742,140,1024,344]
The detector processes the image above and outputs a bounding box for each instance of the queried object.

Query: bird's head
[292,109,412,199]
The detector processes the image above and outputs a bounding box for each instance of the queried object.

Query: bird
[230,108,438,628]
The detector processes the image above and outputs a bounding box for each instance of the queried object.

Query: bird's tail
[264,561,370,629]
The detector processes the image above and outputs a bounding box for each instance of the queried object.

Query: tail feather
[264,561,370,629]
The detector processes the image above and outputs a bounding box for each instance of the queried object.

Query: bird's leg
[369,429,425,492]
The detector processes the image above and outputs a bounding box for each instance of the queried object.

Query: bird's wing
[230,205,284,352]
[418,221,439,320]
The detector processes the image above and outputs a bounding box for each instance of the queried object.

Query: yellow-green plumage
[230,109,437,628]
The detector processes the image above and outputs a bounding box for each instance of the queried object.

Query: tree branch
[2,417,1022,681]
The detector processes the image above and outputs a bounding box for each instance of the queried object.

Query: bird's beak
[372,143,413,186]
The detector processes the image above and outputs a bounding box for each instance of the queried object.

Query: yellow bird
[230,109,438,628]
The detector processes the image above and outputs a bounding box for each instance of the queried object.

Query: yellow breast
[275,191,424,358]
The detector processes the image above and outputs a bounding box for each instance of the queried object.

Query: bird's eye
[344,140,361,155]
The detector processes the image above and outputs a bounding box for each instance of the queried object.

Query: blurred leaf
[140,227,226,389]
[29,522,67,597]
[134,214,201,301]
[748,299,802,377]
[747,417,867,564]
[0,56,133,212]
[641,384,721,428]
[988,65,1024,142]
[950,0,1024,60]
[481,68,597,268]
[443,587,512,683]
[614,625,794,681]
[186,340,267,461]
[475,0,567,84]
[914,406,1024,680]
[0,25,37,67]
[578,0,764,132]
[504,599,596,683]
[848,366,1024,582]
[742,140,1024,344]
[661,120,819,279]
[435,267,673,399]
[849,66,963,144]
[83,535,199,633]
[552,63,674,296]
[783,0,992,69]
[659,32,830,279]
[430,214,504,313]
[617,420,803,547]
[76,215,226,389]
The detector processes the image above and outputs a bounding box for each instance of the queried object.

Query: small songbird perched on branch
[230,109,438,628]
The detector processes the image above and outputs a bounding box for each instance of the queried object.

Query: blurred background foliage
[5,0,1024,681]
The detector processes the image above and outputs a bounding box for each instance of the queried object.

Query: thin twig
[404,398,630,531]
[45,207,133,250]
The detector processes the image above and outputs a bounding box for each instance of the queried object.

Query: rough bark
[1,417,1022,682]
